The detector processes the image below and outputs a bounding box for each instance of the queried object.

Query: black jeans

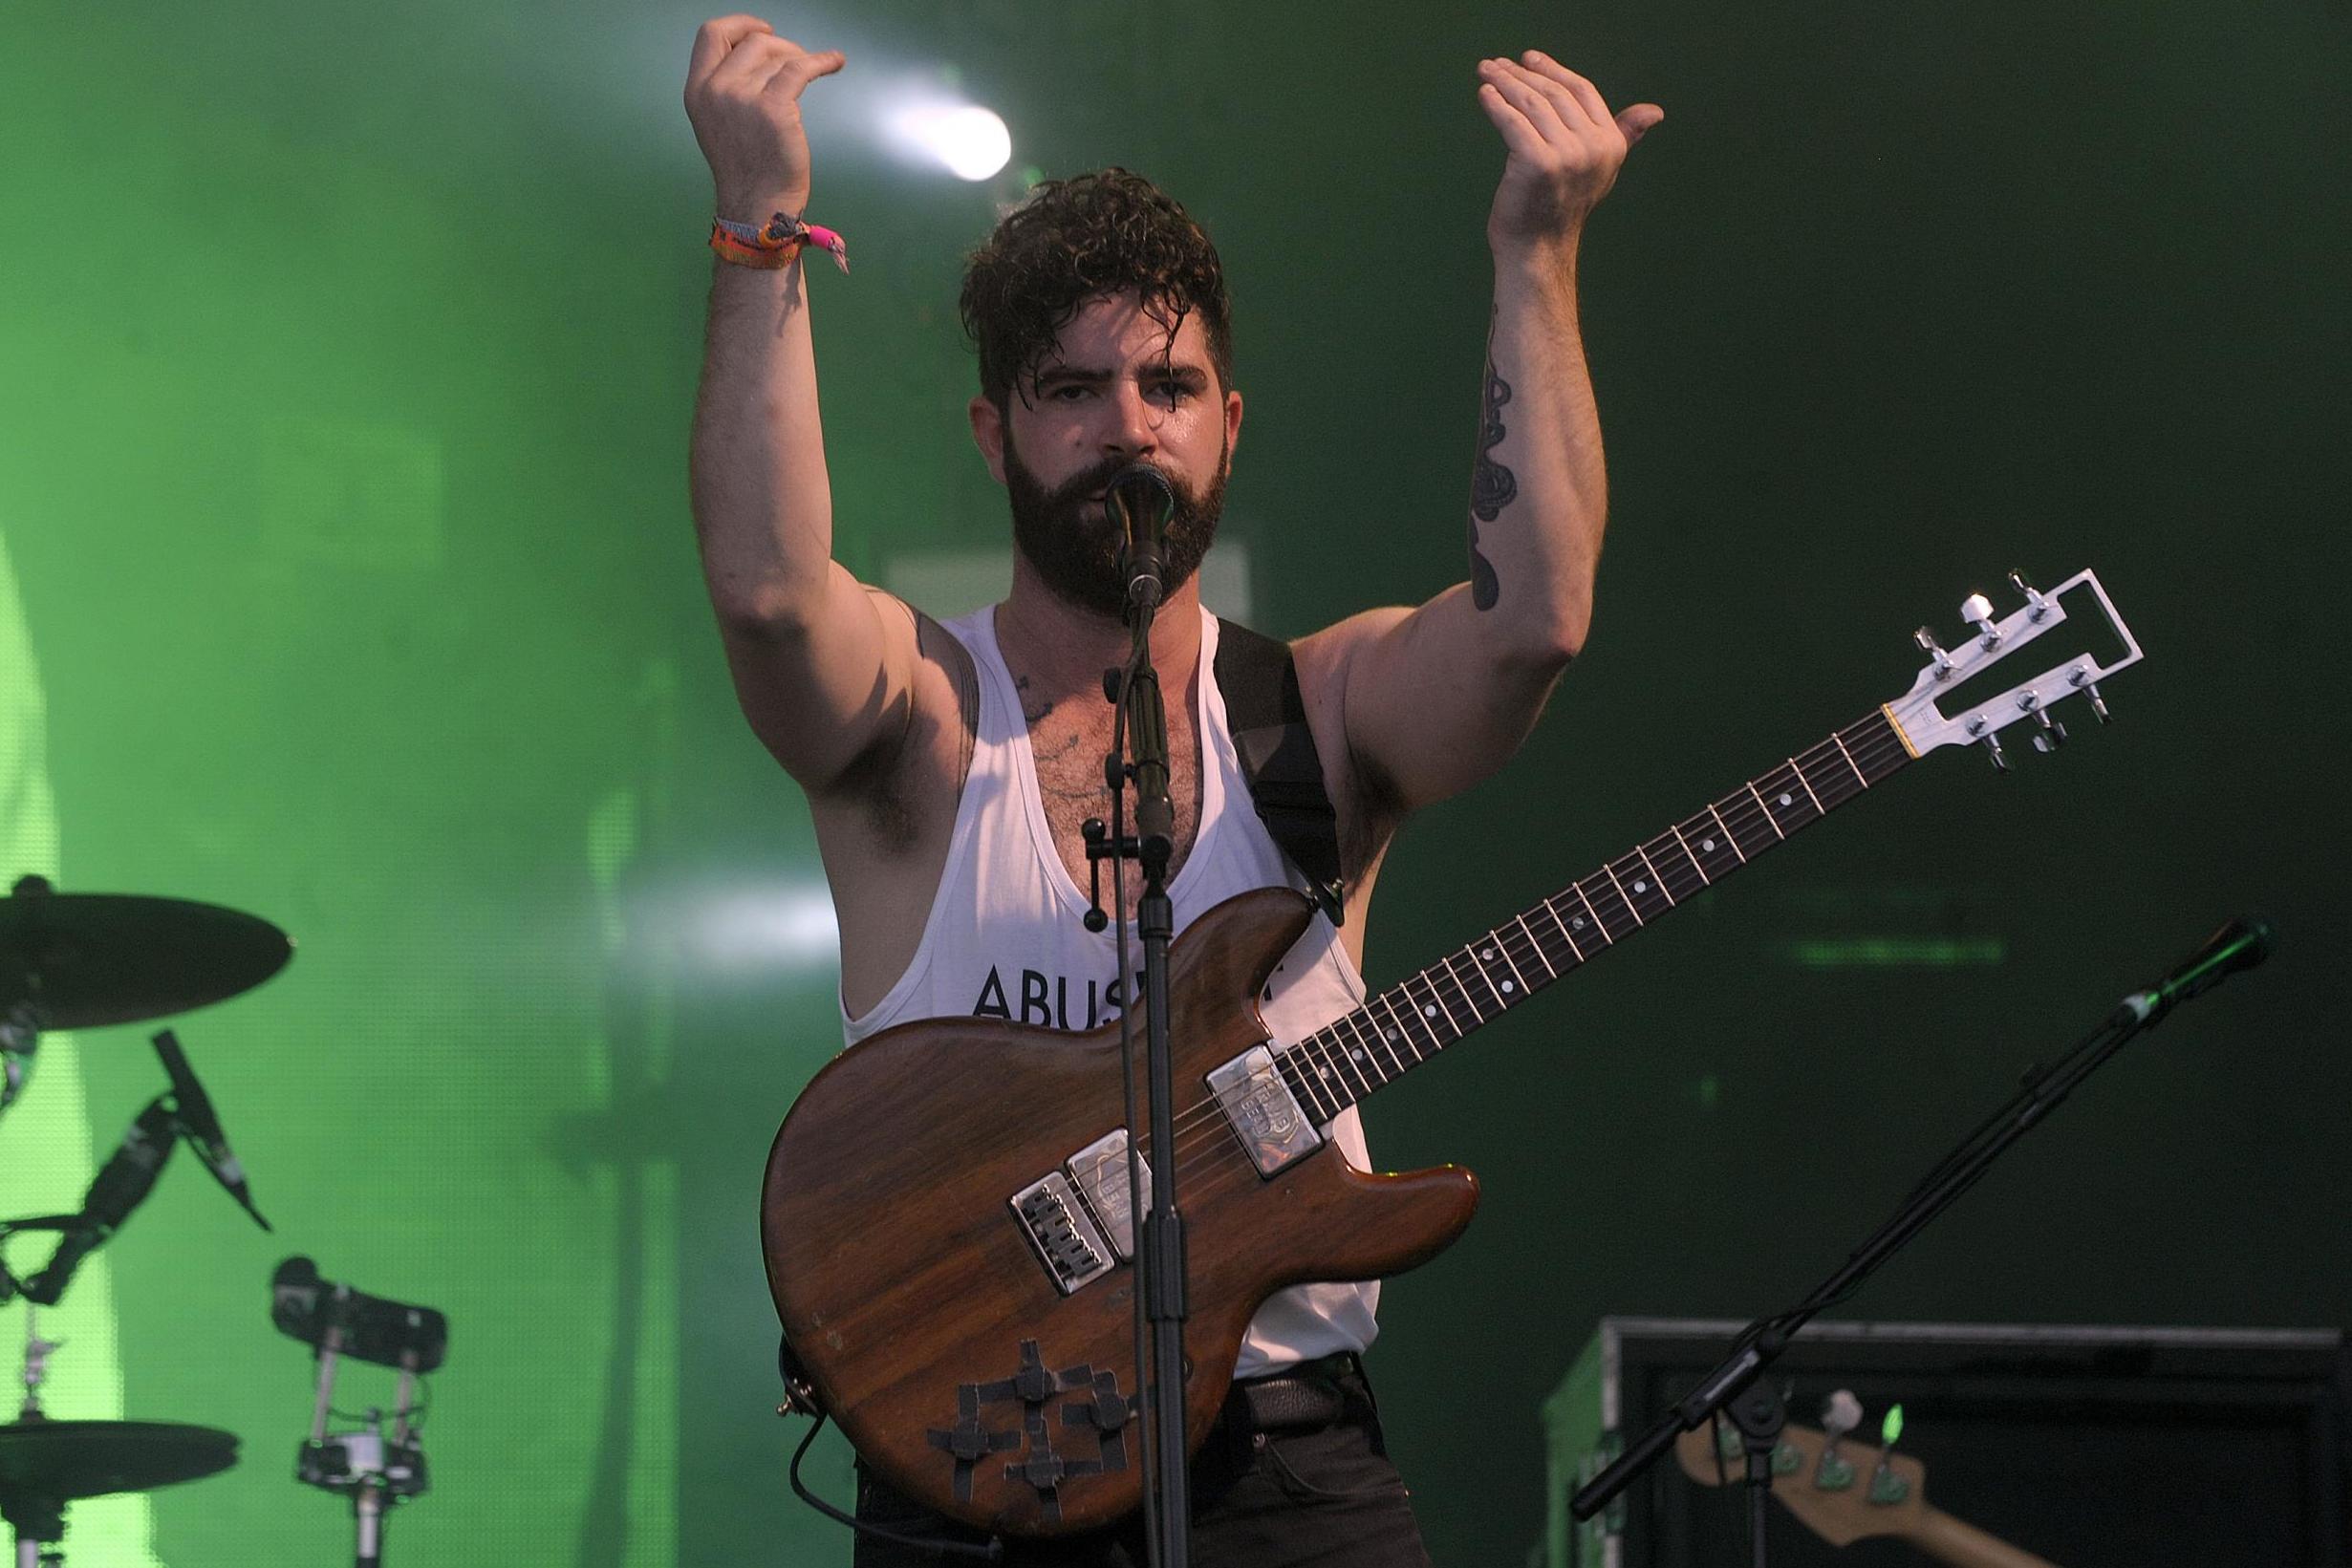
[850,1357,1433,1567]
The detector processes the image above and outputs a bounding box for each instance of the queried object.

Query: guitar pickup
[1009,1173,1115,1295]
[1206,1045,1324,1176]
[1064,1130,1149,1261]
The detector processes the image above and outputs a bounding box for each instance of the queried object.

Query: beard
[1003,435,1226,619]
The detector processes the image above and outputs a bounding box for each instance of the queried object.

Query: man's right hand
[684,15,845,222]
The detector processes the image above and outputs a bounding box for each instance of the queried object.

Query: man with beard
[684,15,1657,1565]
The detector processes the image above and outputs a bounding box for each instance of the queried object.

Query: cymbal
[0,1419,238,1503]
[1,877,292,1031]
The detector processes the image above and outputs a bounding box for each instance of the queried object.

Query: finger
[1616,102,1665,149]
[760,47,847,103]
[1497,56,1594,137]
[1520,50,1610,128]
[707,32,792,92]
[1476,81,1548,163]
[1479,59,1573,143]
[688,15,773,87]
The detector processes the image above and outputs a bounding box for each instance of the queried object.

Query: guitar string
[1105,720,1912,1205]
[1152,720,1914,1209]
[1127,718,1908,1172]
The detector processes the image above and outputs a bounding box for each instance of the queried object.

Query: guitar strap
[1212,617,1346,927]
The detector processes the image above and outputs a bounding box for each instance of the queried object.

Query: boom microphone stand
[1572,915,2276,1543]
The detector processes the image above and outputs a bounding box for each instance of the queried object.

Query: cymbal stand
[294,1329,428,1568]
[6,1303,65,1568]
[0,1003,40,1123]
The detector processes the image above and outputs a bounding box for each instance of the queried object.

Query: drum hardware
[271,1257,449,1568]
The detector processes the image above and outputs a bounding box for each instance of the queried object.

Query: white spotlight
[888,104,1013,182]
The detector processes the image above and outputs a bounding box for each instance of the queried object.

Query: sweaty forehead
[1039,292,1214,376]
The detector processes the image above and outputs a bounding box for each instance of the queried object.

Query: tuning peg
[2019,691,2067,752]
[1967,718,2009,771]
[1961,591,2001,649]
[1867,1404,1911,1507]
[1913,627,1955,681]
[2070,668,2111,723]
[1813,1389,1861,1491]
[2007,569,2053,623]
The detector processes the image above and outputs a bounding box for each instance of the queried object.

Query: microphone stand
[1106,577,1189,1568]
[1571,918,2276,1542]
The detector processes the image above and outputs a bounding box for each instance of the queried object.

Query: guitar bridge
[1009,1173,1115,1294]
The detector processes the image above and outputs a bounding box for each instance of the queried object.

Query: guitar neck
[1274,707,1917,1123]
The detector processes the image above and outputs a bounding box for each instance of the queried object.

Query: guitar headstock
[1674,1417,1927,1547]
[1885,569,2144,769]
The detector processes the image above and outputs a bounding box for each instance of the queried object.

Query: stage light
[885,103,1013,182]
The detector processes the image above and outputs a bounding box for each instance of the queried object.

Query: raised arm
[684,16,920,791]
[1310,51,1660,813]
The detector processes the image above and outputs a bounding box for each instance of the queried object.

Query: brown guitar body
[761,888,1481,1536]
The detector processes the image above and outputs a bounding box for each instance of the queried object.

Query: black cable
[786,1409,1003,1562]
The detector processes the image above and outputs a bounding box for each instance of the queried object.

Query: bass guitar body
[760,888,1480,1537]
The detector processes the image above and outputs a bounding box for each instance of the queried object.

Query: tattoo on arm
[1468,317,1515,612]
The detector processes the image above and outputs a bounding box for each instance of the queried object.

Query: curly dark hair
[960,168,1233,409]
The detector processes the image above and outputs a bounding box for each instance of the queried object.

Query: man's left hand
[1477,51,1662,254]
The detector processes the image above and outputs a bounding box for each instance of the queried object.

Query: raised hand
[684,14,846,222]
[1475,50,1662,253]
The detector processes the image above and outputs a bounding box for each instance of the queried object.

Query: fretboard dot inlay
[1778,792,1792,806]
[1702,838,1716,850]
[1422,1004,1436,1019]
[1385,1029,1402,1042]
[1572,917,1587,930]
[1480,947,1496,960]
[1500,979,1516,994]
[1633,880,1648,893]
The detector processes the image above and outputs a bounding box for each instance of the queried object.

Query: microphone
[1106,464,1176,615]
[153,1028,271,1232]
[25,1096,177,1305]
[2117,915,2275,1026]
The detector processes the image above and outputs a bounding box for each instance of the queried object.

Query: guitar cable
[786,1409,1005,1561]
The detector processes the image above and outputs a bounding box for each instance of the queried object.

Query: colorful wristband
[710,212,850,274]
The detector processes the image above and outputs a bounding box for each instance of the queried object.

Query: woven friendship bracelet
[710,212,850,273]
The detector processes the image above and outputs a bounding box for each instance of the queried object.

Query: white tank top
[841,604,1379,1377]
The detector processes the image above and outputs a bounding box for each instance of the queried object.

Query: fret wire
[1828,731,1869,791]
[1321,1020,1373,1100]
[1705,804,1750,863]
[1644,832,1704,901]
[1407,971,1463,1041]
[1371,991,1428,1064]
[1541,895,1588,962]
[1331,1016,1387,1093]
[1349,1010,1401,1085]
[1667,823,1712,887]
[1439,954,1494,1021]
[1742,783,1787,842]
[1568,884,1613,947]
[1291,1023,1354,1104]
[1477,929,1532,1002]
[1629,846,1677,907]
[1296,1030,1361,1106]
[1787,756,1825,816]
[1598,864,1647,928]
[1358,1004,1411,1078]
[1279,1047,1335,1125]
[1512,914,1560,979]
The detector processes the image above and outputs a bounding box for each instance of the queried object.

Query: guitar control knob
[1961,592,2001,649]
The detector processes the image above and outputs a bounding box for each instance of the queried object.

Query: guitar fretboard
[1271,707,1915,1124]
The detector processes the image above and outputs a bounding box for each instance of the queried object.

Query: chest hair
[1019,676,1202,909]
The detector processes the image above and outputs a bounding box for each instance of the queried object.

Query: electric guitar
[761,569,2144,1536]
[1674,1418,2064,1567]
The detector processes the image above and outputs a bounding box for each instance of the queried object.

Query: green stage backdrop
[4,2,2347,1564]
